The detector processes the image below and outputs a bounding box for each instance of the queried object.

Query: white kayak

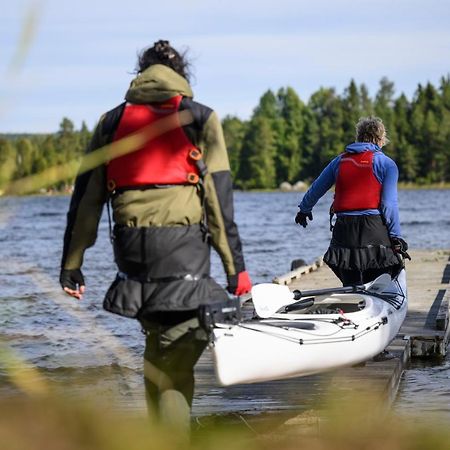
[210,269,407,386]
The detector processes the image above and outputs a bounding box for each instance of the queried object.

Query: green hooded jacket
[62,64,246,289]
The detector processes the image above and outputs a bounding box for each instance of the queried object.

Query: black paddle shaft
[284,297,315,312]
[292,284,365,300]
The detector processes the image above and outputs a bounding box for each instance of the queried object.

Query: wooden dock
[192,249,450,420]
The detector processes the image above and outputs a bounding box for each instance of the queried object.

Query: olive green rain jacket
[61,65,246,317]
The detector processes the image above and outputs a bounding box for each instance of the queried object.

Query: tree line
[1,76,450,192]
[0,118,91,191]
[225,76,450,188]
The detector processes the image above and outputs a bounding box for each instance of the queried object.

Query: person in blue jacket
[295,116,409,286]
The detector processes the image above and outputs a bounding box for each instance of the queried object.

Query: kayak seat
[309,296,365,313]
[309,302,362,313]
[321,302,363,313]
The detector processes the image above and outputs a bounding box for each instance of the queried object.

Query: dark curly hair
[136,40,191,81]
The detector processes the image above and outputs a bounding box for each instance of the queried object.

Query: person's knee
[143,359,173,391]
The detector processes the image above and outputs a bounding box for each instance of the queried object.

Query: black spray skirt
[103,224,228,318]
[323,215,400,272]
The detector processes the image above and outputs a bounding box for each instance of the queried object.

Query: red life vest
[333,151,382,212]
[106,95,201,191]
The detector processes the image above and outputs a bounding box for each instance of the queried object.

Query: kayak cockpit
[273,293,366,315]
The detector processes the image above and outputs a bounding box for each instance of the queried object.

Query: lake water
[0,190,449,417]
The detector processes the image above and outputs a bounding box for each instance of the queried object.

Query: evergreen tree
[438,77,450,181]
[15,138,35,178]
[409,86,426,182]
[341,79,362,144]
[307,87,344,174]
[300,108,320,181]
[410,82,446,182]
[374,77,397,159]
[239,116,277,189]
[79,121,92,154]
[253,90,279,120]
[252,90,285,185]
[0,139,16,188]
[393,94,417,181]
[277,87,305,183]
[59,117,75,135]
[56,117,78,162]
[41,135,58,168]
[222,115,246,181]
[360,83,374,116]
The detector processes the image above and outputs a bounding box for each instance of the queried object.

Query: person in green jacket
[60,40,252,430]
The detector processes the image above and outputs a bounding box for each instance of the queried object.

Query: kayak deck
[191,249,449,419]
[210,271,407,386]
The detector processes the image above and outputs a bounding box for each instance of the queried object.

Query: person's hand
[227,271,252,296]
[295,211,313,228]
[390,237,411,260]
[60,269,85,300]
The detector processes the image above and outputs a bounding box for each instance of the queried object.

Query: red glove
[227,271,252,296]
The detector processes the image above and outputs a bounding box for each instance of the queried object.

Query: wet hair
[136,40,191,81]
[355,116,389,146]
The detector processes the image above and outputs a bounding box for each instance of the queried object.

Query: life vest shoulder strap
[101,102,126,144]
[179,97,213,130]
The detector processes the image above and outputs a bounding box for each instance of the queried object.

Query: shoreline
[1,183,450,198]
[236,183,450,193]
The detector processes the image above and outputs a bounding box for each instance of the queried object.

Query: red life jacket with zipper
[106,95,201,191]
[333,151,382,212]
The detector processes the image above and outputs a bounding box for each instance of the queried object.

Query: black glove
[295,211,313,228]
[60,268,85,291]
[390,237,411,260]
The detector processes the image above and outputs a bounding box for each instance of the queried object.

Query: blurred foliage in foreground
[0,391,449,450]
[2,75,450,193]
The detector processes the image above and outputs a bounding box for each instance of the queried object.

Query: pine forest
[1,76,450,192]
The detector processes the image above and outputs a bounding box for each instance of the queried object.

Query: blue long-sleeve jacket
[299,142,402,237]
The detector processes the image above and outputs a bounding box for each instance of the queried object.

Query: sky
[1,0,450,133]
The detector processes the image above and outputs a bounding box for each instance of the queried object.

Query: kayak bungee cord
[361,276,406,310]
[212,271,404,345]
[229,317,389,346]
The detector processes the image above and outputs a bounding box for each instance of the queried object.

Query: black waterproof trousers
[102,224,228,430]
[140,311,208,430]
[324,215,401,286]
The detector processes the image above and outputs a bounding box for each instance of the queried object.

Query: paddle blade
[365,273,391,294]
[252,283,295,318]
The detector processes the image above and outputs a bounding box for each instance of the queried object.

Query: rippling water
[0,190,449,415]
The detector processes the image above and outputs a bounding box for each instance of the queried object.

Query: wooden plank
[272,258,323,285]
[442,264,450,283]
[442,309,450,357]
[436,290,449,331]
[327,337,409,409]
